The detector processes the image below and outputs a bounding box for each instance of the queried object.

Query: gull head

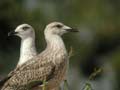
[8,24,35,39]
[44,22,78,36]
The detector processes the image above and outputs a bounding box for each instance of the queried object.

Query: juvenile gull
[1,22,78,90]
[0,24,37,88]
[8,24,37,67]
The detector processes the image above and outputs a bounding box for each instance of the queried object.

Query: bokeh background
[0,0,120,90]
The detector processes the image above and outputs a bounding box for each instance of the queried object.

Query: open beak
[65,28,79,32]
[8,31,18,36]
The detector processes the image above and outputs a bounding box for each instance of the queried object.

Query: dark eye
[22,26,30,31]
[56,24,62,28]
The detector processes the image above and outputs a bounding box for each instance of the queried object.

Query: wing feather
[2,54,56,90]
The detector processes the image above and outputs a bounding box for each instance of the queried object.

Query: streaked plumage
[0,24,37,89]
[1,22,78,90]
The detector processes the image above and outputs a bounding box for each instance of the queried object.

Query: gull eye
[22,26,30,31]
[56,24,62,28]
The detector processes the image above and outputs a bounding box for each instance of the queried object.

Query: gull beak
[65,28,79,32]
[8,31,18,36]
[63,25,79,32]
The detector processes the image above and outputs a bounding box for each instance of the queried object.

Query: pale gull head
[8,24,37,67]
[44,22,78,36]
[8,24,35,39]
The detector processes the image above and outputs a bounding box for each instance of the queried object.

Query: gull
[8,24,37,67]
[0,24,37,88]
[1,22,78,90]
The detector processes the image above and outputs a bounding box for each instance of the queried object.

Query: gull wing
[2,55,56,90]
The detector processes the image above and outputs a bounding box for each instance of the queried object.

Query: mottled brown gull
[0,24,37,89]
[1,22,78,90]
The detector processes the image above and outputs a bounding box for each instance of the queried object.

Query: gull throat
[46,34,66,52]
[45,34,67,65]
[17,36,37,67]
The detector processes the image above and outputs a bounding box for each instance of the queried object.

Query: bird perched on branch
[1,22,78,90]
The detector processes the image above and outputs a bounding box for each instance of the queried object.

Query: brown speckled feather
[1,46,68,90]
[1,22,75,90]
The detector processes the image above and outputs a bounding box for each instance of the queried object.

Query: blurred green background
[0,0,120,90]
